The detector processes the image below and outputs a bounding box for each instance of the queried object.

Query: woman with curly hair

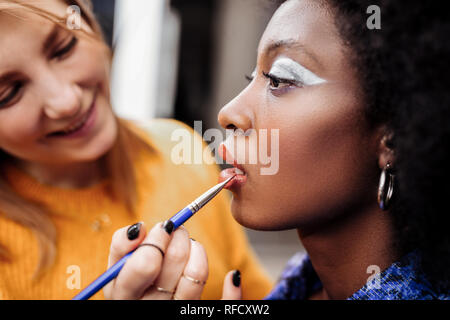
[214,0,450,299]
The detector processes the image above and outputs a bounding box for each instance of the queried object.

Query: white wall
[111,0,180,121]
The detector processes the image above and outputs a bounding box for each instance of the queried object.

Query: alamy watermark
[366,5,381,30]
[66,265,81,290]
[66,5,81,30]
[170,121,280,176]
[366,265,382,290]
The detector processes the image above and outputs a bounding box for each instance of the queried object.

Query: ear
[376,126,395,169]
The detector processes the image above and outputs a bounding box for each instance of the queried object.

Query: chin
[230,197,291,231]
[86,116,118,160]
[66,114,118,164]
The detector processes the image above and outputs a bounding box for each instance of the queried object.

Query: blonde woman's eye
[52,36,78,60]
[0,82,23,108]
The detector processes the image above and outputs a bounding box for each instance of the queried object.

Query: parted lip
[46,90,97,136]
[218,143,248,174]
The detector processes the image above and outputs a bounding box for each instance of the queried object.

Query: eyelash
[263,71,297,87]
[0,82,23,108]
[245,71,301,97]
[263,72,303,98]
[0,36,78,109]
[51,36,78,60]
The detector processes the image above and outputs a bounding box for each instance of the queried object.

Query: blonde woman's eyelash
[0,82,23,108]
[52,36,78,59]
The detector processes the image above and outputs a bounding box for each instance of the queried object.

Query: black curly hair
[274,0,450,291]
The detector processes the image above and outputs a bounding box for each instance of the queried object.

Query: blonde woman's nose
[42,81,83,120]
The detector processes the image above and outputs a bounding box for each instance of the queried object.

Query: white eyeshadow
[270,57,327,86]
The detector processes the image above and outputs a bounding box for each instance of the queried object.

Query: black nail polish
[127,223,142,240]
[162,220,174,235]
[232,270,241,287]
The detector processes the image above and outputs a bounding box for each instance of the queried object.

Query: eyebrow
[262,39,322,68]
[0,26,61,83]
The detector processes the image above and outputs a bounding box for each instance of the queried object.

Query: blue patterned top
[265,251,449,300]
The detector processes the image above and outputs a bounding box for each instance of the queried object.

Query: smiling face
[218,0,382,232]
[0,0,117,166]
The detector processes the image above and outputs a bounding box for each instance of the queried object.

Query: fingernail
[162,220,174,235]
[232,270,241,287]
[127,222,142,241]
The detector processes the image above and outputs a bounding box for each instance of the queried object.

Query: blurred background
[92,0,303,281]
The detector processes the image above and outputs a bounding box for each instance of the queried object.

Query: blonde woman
[0,0,272,299]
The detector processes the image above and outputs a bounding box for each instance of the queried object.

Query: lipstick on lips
[218,143,247,190]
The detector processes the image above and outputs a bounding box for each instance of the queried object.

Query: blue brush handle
[171,207,194,229]
[72,207,194,300]
[72,251,134,300]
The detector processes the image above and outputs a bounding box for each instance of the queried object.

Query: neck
[298,203,397,300]
[13,157,107,189]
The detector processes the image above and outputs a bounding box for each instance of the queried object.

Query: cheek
[71,40,110,88]
[246,88,377,228]
[0,107,42,150]
[283,111,357,176]
[291,98,369,182]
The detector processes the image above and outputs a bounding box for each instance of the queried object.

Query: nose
[218,89,253,133]
[40,73,83,120]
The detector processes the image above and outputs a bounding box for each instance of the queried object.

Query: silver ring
[156,286,175,295]
[138,243,165,258]
[183,274,206,286]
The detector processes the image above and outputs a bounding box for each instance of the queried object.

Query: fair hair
[0,0,152,279]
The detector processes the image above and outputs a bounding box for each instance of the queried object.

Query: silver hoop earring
[378,163,395,210]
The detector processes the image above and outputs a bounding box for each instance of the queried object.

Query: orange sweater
[0,119,273,300]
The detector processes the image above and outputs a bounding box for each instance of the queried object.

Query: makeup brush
[73,175,236,300]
